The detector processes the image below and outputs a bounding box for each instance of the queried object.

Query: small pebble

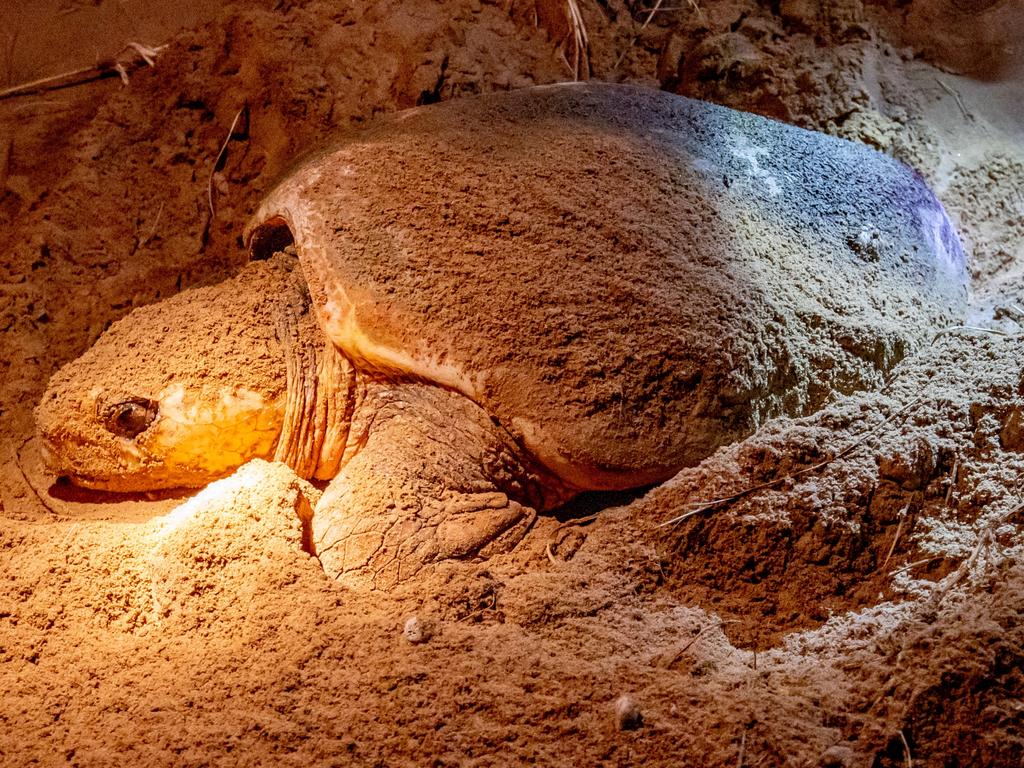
[819,744,855,767]
[403,615,432,644]
[615,695,643,731]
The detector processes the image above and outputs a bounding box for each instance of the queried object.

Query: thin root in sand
[202,104,250,245]
[659,618,741,668]
[545,542,560,565]
[613,0,665,70]
[899,730,914,768]
[546,511,601,563]
[880,503,915,573]
[880,514,905,573]
[889,556,944,578]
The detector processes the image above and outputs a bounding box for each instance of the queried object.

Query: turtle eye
[103,398,159,439]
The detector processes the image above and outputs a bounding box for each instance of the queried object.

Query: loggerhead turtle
[35,83,968,588]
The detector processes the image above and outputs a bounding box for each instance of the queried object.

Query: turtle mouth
[37,428,207,495]
[46,474,194,503]
[30,434,192,504]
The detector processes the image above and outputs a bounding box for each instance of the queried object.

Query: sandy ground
[1,0,1023,765]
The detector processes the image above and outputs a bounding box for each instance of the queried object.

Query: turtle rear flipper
[310,382,572,589]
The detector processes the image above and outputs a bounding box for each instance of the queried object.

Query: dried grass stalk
[0,42,166,101]
[535,0,591,80]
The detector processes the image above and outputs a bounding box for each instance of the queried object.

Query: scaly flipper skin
[311,380,573,590]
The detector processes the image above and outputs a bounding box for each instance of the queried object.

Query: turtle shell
[246,83,967,490]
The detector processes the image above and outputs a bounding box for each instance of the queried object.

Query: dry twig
[925,499,1024,599]
[944,457,959,508]
[0,42,166,101]
[933,324,1014,340]
[611,0,703,70]
[880,507,908,573]
[546,542,560,565]
[139,202,164,249]
[888,556,942,577]
[935,78,974,122]
[564,0,590,80]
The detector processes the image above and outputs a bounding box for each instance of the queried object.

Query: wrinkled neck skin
[271,285,572,511]
[273,291,358,480]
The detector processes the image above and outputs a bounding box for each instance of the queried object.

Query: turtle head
[34,256,340,492]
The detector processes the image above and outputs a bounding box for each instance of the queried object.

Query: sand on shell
[2,0,1024,765]
[248,81,966,489]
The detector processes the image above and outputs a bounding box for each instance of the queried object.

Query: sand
[1,0,1023,765]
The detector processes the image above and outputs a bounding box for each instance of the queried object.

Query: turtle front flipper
[311,381,574,590]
